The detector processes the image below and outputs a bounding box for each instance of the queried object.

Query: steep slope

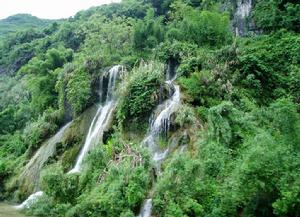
[0,0,299,217]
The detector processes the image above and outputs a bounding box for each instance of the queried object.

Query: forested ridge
[0,14,56,40]
[0,0,299,216]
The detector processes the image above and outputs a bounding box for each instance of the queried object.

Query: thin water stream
[15,65,124,210]
[69,65,122,173]
[234,0,252,35]
[138,68,181,217]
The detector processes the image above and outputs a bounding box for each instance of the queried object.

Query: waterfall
[16,65,123,210]
[143,80,180,170]
[236,0,252,18]
[138,66,180,217]
[234,0,252,36]
[19,122,72,191]
[14,191,44,210]
[69,65,123,173]
[138,199,152,217]
[14,122,72,210]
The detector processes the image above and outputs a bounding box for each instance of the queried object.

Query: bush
[168,3,233,47]
[40,164,80,204]
[69,147,151,217]
[175,104,197,128]
[153,153,204,217]
[117,62,164,130]
[23,109,59,155]
[66,67,91,116]
[235,30,300,104]
[253,0,300,32]
[133,9,165,50]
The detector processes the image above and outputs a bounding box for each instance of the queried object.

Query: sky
[0,0,118,20]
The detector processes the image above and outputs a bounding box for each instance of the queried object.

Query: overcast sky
[0,0,118,20]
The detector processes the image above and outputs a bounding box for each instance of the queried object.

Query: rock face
[233,0,253,36]
[15,105,98,199]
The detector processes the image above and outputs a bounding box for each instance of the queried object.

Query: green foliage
[253,0,300,32]
[26,196,72,217]
[29,141,151,217]
[0,1,300,216]
[82,15,135,67]
[235,30,300,104]
[153,98,300,216]
[207,101,252,148]
[0,14,54,40]
[23,108,62,155]
[55,23,85,50]
[156,40,198,62]
[41,164,80,204]
[0,76,31,134]
[167,2,233,47]
[19,46,73,113]
[179,70,223,106]
[175,104,197,127]
[71,153,151,217]
[117,62,164,129]
[66,67,91,116]
[133,9,165,50]
[153,153,205,217]
[94,0,151,19]
[0,132,26,198]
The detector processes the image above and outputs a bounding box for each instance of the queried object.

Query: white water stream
[235,0,252,36]
[143,79,180,171]
[137,199,153,217]
[138,69,181,217]
[16,65,123,209]
[69,65,122,173]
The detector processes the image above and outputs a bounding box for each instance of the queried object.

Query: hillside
[0,14,55,39]
[0,0,299,217]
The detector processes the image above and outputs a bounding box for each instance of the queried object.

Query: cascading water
[16,65,123,209]
[14,191,44,210]
[19,122,72,190]
[138,199,152,217]
[69,65,123,173]
[138,66,181,217]
[143,80,180,171]
[236,0,252,18]
[234,0,252,36]
[14,122,72,209]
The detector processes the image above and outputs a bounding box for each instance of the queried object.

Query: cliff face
[233,0,253,36]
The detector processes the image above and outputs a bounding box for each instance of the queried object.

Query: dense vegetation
[0,14,55,40]
[0,0,299,216]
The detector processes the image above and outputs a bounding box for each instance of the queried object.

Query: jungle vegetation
[0,0,299,216]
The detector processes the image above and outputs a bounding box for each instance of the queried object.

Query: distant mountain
[0,14,54,39]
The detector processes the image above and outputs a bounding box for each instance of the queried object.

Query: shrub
[168,3,233,47]
[175,104,197,128]
[70,147,151,217]
[117,62,164,130]
[66,67,91,116]
[253,0,300,32]
[23,109,59,155]
[40,164,80,204]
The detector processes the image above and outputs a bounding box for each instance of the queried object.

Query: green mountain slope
[0,0,299,216]
[0,14,54,39]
